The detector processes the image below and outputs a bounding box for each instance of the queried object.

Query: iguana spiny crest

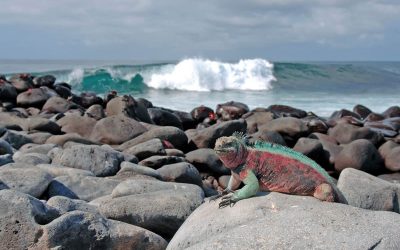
[211,132,347,208]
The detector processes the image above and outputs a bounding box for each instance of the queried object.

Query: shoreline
[1,73,400,249]
[3,59,400,118]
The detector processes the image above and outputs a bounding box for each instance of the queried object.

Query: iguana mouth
[214,148,227,153]
[214,147,233,154]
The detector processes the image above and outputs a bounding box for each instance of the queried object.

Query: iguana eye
[223,142,233,147]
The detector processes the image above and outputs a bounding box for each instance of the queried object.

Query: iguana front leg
[219,169,259,208]
[208,171,242,202]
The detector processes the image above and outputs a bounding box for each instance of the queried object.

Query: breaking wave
[147,58,275,91]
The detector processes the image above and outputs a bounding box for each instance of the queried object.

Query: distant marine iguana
[212,132,347,208]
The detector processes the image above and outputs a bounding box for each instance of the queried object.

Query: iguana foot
[208,193,223,202]
[208,189,232,202]
[218,194,238,208]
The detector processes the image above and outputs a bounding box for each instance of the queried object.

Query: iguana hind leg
[313,183,335,202]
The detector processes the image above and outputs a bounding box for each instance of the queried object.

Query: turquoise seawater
[1,59,400,117]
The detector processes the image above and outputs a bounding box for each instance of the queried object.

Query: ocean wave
[18,60,400,96]
[65,68,85,86]
[147,58,276,91]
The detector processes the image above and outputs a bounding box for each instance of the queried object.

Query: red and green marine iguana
[212,133,347,208]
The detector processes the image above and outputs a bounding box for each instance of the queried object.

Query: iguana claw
[208,193,223,202]
[218,195,237,208]
[208,189,232,202]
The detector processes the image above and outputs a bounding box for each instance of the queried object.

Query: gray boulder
[90,114,147,145]
[57,114,97,138]
[157,162,203,186]
[148,107,183,129]
[0,190,59,250]
[258,117,309,138]
[52,144,123,177]
[16,88,51,108]
[35,164,94,178]
[353,104,372,119]
[243,110,275,133]
[334,139,384,174]
[293,137,327,166]
[328,123,383,145]
[119,126,188,151]
[0,138,14,155]
[12,152,51,165]
[99,179,204,238]
[185,148,230,175]
[26,132,53,144]
[9,74,33,92]
[168,192,400,250]
[106,95,153,123]
[166,148,185,157]
[47,175,121,201]
[42,96,70,113]
[384,147,400,172]
[267,104,307,118]
[337,168,400,213]
[186,119,247,149]
[378,140,399,160]
[378,173,400,184]
[21,117,61,134]
[123,138,166,160]
[118,161,162,180]
[46,133,97,146]
[309,133,343,167]
[139,155,186,169]
[1,130,33,149]
[248,130,287,146]
[18,143,58,155]
[0,154,13,166]
[33,74,56,87]
[32,211,168,250]
[47,196,100,215]
[0,167,53,198]
[84,104,105,120]
[216,101,249,121]
[0,113,24,129]
[0,82,18,101]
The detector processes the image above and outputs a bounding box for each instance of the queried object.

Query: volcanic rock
[334,139,384,174]
[185,148,229,175]
[337,168,400,213]
[186,119,247,149]
[167,192,400,250]
[216,101,249,121]
[51,144,123,177]
[90,114,147,145]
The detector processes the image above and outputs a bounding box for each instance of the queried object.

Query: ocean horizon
[2,58,400,117]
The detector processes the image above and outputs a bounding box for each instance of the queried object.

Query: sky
[0,0,400,61]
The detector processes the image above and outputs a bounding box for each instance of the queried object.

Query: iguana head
[214,134,248,169]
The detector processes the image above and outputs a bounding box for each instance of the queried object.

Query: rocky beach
[1,73,400,249]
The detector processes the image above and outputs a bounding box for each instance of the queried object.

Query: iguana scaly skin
[213,133,347,208]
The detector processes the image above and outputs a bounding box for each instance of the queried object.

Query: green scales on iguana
[211,133,347,208]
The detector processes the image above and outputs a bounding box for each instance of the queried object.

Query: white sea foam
[65,68,85,86]
[147,58,276,91]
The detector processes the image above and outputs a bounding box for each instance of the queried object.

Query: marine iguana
[212,132,347,208]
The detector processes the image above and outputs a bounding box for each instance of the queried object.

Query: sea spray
[65,68,85,86]
[148,58,276,91]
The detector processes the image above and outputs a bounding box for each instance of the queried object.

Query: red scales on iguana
[211,132,347,208]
